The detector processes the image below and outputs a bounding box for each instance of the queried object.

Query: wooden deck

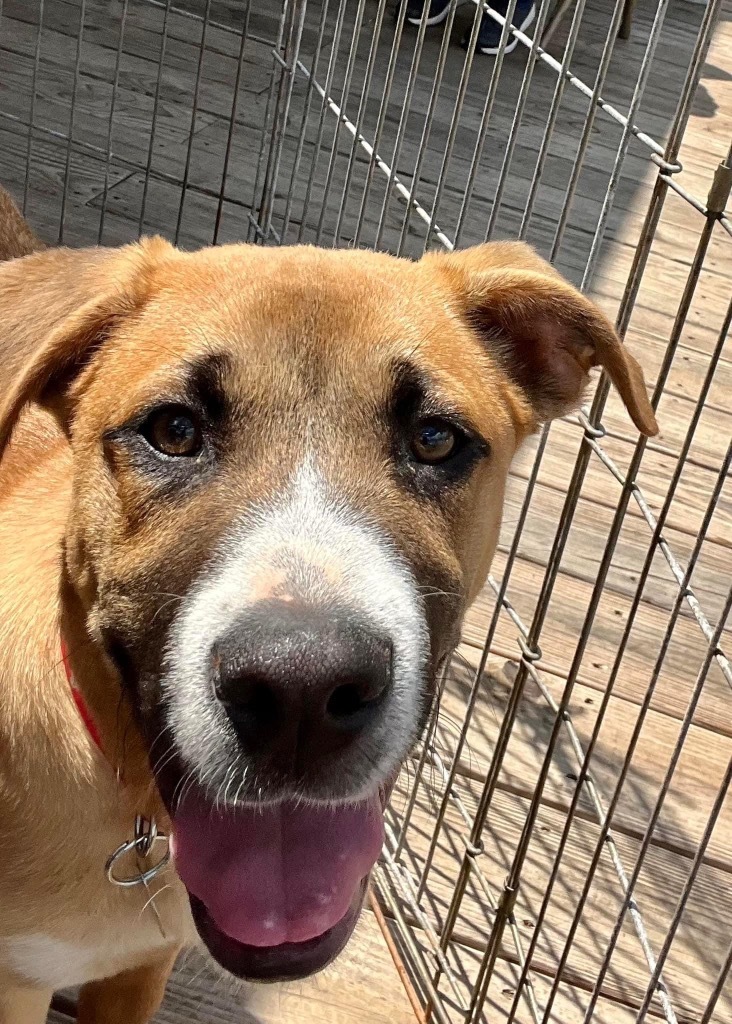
[0,0,729,1021]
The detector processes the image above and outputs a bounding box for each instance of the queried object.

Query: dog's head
[0,238,656,980]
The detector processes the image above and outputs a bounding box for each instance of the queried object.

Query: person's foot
[463,0,536,54]
[402,0,453,27]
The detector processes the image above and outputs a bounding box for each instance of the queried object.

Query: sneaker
[402,0,453,27]
[464,0,536,54]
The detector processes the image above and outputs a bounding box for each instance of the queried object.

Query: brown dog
[0,187,657,1023]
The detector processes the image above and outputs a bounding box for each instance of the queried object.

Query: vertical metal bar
[385,810,475,1011]
[247,0,291,242]
[291,65,455,250]
[373,3,431,250]
[261,0,307,242]
[58,0,87,244]
[367,891,430,1024]
[330,0,389,246]
[468,455,643,1021]
[212,2,252,246]
[482,0,555,241]
[419,0,490,256]
[662,0,724,161]
[139,0,173,237]
[422,740,544,1024]
[174,0,214,245]
[551,0,719,271]
[634,754,732,1023]
[579,0,673,290]
[582,582,732,1024]
[280,0,331,241]
[297,0,348,244]
[541,0,573,47]
[415,429,551,898]
[548,0,628,262]
[700,937,732,1024]
[453,0,527,249]
[352,3,407,248]
[395,0,459,256]
[98,0,129,244]
[393,662,448,860]
[506,291,732,1024]
[23,0,44,217]
[518,0,588,239]
[314,0,368,244]
[372,869,457,1024]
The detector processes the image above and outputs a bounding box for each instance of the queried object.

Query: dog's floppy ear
[0,237,172,458]
[431,241,658,437]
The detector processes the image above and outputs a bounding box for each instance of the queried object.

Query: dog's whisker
[151,745,178,778]
[138,881,173,922]
[231,765,250,807]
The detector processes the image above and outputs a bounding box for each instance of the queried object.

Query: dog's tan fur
[0,186,657,1023]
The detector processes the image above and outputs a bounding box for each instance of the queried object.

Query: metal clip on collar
[106,814,171,888]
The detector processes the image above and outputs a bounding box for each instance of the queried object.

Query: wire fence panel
[2,1,730,1022]
[254,3,732,1021]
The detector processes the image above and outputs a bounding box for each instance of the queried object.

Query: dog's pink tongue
[172,792,384,948]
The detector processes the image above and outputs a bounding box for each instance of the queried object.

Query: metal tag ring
[106,831,171,888]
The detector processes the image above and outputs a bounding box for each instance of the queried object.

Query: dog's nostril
[243,682,280,726]
[326,679,387,723]
[327,683,366,720]
[219,678,281,731]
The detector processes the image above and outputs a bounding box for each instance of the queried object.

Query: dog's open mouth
[170,787,385,981]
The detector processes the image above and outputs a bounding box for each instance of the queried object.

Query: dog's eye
[411,418,458,464]
[143,407,203,457]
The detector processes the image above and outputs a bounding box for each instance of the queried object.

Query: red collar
[61,638,105,755]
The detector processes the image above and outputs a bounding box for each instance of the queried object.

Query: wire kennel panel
[253,4,732,1023]
[1,2,730,1023]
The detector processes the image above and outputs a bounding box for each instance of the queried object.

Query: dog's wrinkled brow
[390,358,483,438]
[184,352,231,420]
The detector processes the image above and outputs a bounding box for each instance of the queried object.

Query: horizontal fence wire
[1,0,730,1022]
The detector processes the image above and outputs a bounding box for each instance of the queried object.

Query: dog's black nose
[212,602,393,770]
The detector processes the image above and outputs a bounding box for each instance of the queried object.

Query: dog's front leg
[0,983,52,1024]
[76,946,180,1024]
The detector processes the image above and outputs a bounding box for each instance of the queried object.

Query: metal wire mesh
[2,1,730,1022]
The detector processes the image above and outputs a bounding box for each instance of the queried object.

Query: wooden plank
[48,908,415,1023]
[0,0,276,139]
[428,939,646,1024]
[498,472,730,626]
[461,571,732,739]
[1,0,693,289]
[0,125,147,245]
[509,421,731,550]
[463,540,732,735]
[440,643,732,868]
[386,769,732,1022]
[157,907,415,1024]
[0,27,222,172]
[84,167,253,245]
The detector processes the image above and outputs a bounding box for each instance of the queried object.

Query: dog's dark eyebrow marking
[390,359,483,439]
[185,351,232,421]
[391,359,431,404]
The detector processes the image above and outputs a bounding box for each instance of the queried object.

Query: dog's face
[0,239,656,982]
